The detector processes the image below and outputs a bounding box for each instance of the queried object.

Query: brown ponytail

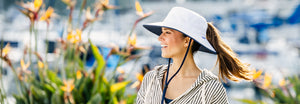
[206,23,251,82]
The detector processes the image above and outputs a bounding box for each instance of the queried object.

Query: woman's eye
[166,31,171,34]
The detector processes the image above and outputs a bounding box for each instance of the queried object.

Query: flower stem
[82,23,94,69]
[0,38,6,104]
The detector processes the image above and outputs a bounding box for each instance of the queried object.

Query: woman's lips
[161,45,168,48]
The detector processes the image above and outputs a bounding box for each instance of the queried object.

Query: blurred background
[1,0,300,103]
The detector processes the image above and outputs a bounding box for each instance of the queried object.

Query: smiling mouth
[161,45,168,48]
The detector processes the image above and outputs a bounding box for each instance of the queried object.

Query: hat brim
[143,23,217,54]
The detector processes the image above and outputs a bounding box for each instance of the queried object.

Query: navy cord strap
[161,39,192,104]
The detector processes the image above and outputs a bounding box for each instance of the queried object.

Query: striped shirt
[136,65,229,104]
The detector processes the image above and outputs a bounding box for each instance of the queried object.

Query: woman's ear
[184,37,192,47]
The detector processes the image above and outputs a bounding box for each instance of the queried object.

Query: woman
[136,7,251,104]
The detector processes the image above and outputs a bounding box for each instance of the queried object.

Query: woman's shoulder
[202,70,224,89]
[143,64,166,79]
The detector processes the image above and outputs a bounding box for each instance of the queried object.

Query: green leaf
[13,94,27,104]
[273,88,292,103]
[72,88,85,103]
[126,94,137,104]
[47,70,62,85]
[44,84,55,93]
[235,99,266,104]
[79,77,93,100]
[87,93,102,104]
[76,55,84,69]
[89,40,106,95]
[110,81,130,93]
[30,85,48,103]
[51,91,63,104]
[89,40,105,76]
[112,96,118,104]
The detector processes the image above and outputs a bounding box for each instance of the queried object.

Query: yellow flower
[76,70,82,79]
[76,29,82,40]
[100,0,116,10]
[136,73,143,82]
[102,0,109,5]
[128,33,137,46]
[34,0,43,10]
[279,79,286,87]
[85,7,93,21]
[39,7,54,22]
[62,0,76,7]
[116,67,125,74]
[135,0,144,17]
[110,81,130,93]
[119,100,126,104]
[134,0,153,18]
[20,59,30,71]
[263,73,272,89]
[61,79,75,93]
[78,46,86,54]
[67,29,82,43]
[130,81,140,89]
[252,69,263,80]
[102,77,108,84]
[38,61,44,69]
[1,43,11,56]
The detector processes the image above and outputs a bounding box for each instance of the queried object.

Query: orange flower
[263,73,272,89]
[76,70,82,79]
[252,69,263,80]
[20,59,30,71]
[102,0,109,5]
[61,79,75,93]
[127,33,137,46]
[82,7,99,30]
[135,0,153,18]
[67,29,82,43]
[116,67,125,74]
[279,79,286,87]
[19,0,43,12]
[62,0,76,7]
[130,81,140,89]
[135,1,144,17]
[34,0,43,10]
[38,61,44,69]
[85,7,94,21]
[136,73,144,82]
[78,46,86,54]
[40,7,54,23]
[18,59,31,81]
[1,43,11,57]
[119,100,126,104]
[17,0,43,22]
[100,0,116,10]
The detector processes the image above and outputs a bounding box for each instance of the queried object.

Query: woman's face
[158,27,188,58]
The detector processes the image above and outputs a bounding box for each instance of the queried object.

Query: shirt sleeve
[211,82,229,104]
[135,70,155,104]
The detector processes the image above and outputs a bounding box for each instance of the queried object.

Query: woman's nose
[158,33,163,41]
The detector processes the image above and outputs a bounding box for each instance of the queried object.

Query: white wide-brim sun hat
[143,7,216,54]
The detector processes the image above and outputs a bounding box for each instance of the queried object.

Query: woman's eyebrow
[162,28,172,31]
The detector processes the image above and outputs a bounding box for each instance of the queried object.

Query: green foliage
[237,75,300,104]
[235,99,266,104]
[0,0,152,103]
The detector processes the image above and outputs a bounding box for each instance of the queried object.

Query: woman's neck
[170,53,201,77]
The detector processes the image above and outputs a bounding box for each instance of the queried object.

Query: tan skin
[159,27,202,99]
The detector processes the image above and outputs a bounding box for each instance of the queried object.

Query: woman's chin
[161,54,171,58]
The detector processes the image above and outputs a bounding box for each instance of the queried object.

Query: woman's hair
[182,35,201,55]
[182,23,251,82]
[205,22,251,82]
